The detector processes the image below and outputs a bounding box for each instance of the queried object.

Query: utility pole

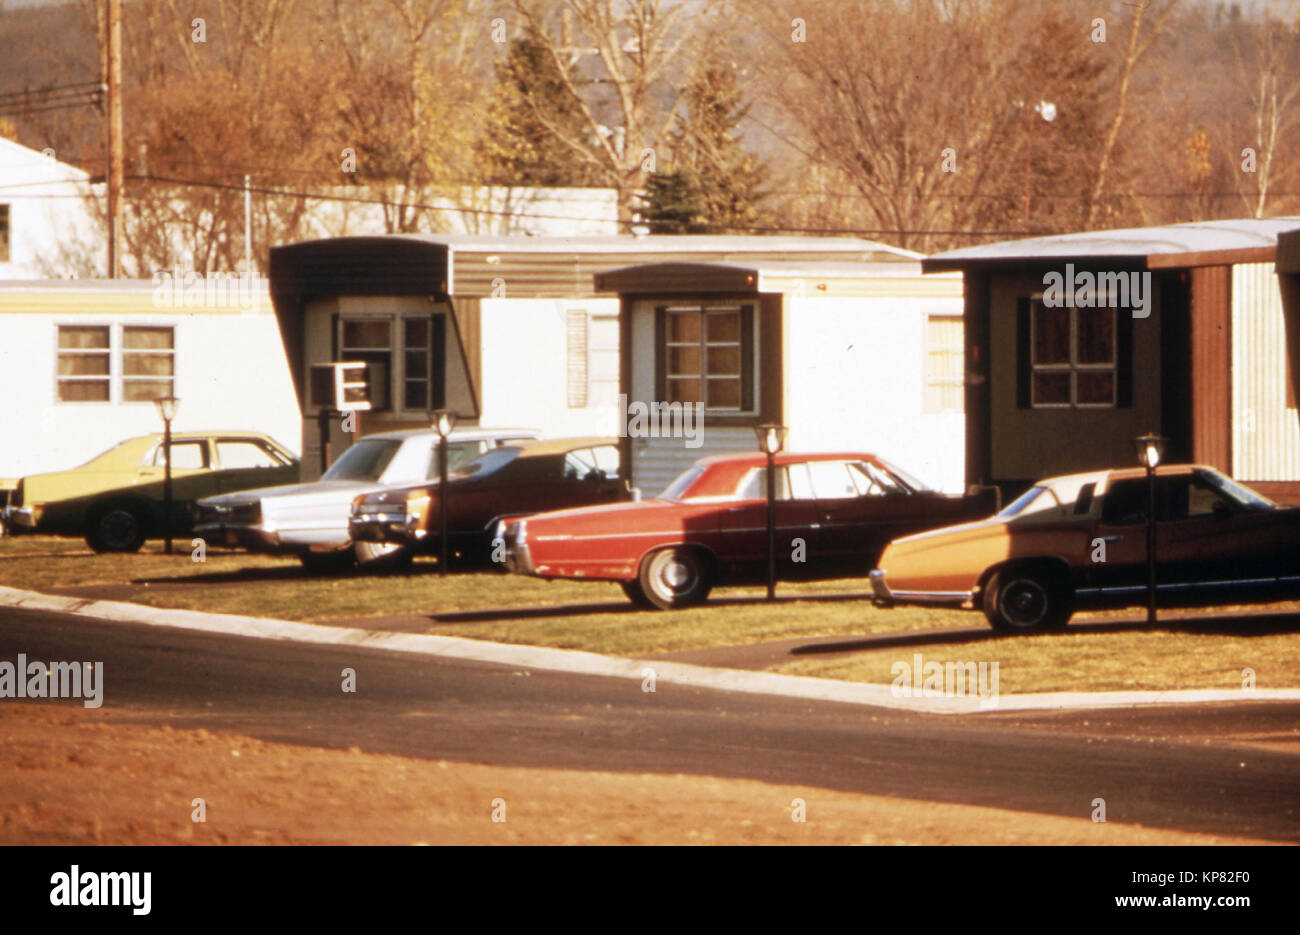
[106,0,124,278]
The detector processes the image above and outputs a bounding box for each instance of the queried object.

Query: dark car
[348,437,626,568]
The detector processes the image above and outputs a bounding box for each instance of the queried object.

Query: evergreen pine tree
[481,27,598,187]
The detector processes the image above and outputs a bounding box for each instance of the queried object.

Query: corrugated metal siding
[1233,262,1300,479]
[452,247,917,298]
[1190,266,1231,472]
[629,426,754,497]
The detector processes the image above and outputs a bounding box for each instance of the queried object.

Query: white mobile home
[268,234,966,490]
[595,261,967,495]
[0,278,301,490]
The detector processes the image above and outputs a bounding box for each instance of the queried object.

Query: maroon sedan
[349,437,626,568]
[503,451,991,608]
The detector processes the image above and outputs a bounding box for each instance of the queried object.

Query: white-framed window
[1030,298,1116,408]
[924,315,964,412]
[56,323,175,403]
[337,312,445,415]
[121,325,176,401]
[56,325,111,401]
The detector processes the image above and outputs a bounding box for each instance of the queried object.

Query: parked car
[870,463,1293,632]
[502,451,992,609]
[1,432,298,552]
[194,426,540,570]
[349,437,626,568]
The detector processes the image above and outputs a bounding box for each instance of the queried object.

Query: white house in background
[0,278,301,492]
[267,234,967,491]
[0,136,101,279]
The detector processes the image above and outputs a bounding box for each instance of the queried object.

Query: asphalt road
[2,604,1298,841]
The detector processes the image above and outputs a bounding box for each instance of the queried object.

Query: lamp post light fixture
[433,409,457,575]
[754,423,788,601]
[153,395,180,554]
[1134,432,1167,625]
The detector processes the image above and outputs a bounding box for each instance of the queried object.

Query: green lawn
[4,534,1299,692]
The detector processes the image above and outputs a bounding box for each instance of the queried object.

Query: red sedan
[502,451,991,609]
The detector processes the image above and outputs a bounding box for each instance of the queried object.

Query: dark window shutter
[741,304,755,411]
[330,312,339,361]
[432,313,446,410]
[654,306,667,400]
[1116,306,1133,408]
[1016,298,1031,408]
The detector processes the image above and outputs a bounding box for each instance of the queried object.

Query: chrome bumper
[1,506,38,531]
[349,515,426,546]
[870,569,971,608]
[192,522,282,552]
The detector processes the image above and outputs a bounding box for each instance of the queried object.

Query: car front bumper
[1,506,39,532]
[501,523,535,575]
[193,522,284,552]
[349,513,426,547]
[869,569,972,608]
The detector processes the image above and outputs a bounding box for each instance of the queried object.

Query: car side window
[217,440,284,469]
[805,461,858,500]
[1101,477,1195,524]
[152,441,208,470]
[564,448,610,481]
[1188,476,1234,517]
[786,463,815,500]
[849,461,908,496]
[1073,483,1096,515]
[591,445,620,480]
[738,467,794,500]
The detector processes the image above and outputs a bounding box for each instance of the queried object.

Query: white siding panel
[784,295,965,492]
[478,297,621,438]
[1232,263,1300,480]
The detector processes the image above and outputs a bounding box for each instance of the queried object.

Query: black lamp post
[754,423,787,601]
[433,409,456,575]
[154,395,180,554]
[1134,432,1167,625]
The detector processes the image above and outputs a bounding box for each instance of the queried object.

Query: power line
[0,82,103,119]
[129,173,1047,239]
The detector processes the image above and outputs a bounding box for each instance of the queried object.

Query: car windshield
[998,485,1061,518]
[1196,469,1276,510]
[659,465,705,501]
[321,439,402,482]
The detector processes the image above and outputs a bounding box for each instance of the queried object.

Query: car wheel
[85,504,147,553]
[298,549,357,574]
[982,567,1072,632]
[620,579,656,609]
[354,540,413,571]
[638,547,712,610]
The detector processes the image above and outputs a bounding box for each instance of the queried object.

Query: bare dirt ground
[0,703,1275,845]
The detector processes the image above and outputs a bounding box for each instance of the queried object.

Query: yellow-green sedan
[3,432,298,552]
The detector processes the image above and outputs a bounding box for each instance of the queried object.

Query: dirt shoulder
[0,703,1274,845]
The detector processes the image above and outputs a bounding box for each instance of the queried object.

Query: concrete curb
[4,585,1299,715]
